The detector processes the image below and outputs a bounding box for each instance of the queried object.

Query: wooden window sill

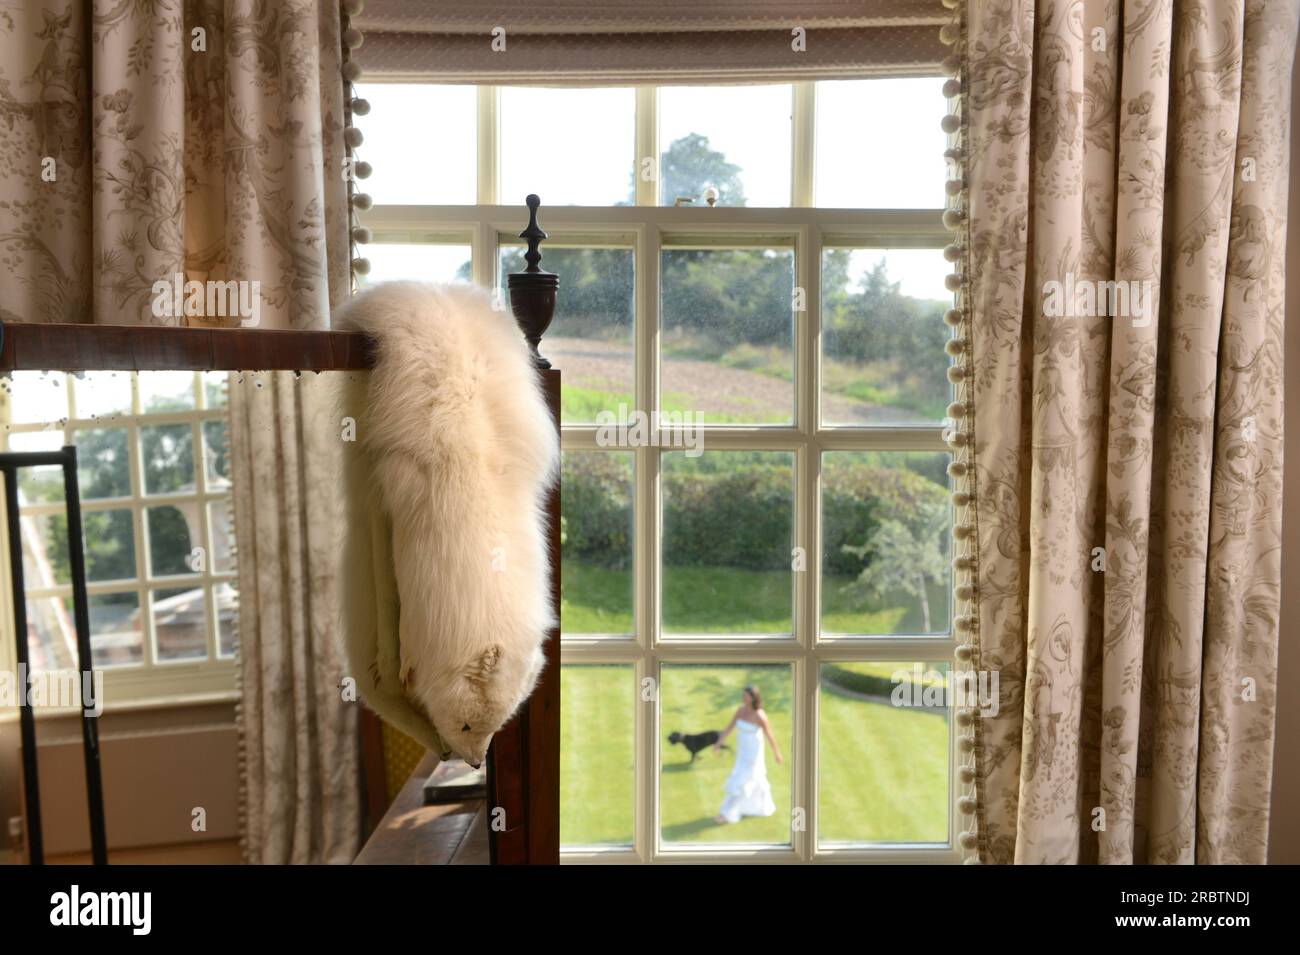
[353,753,488,865]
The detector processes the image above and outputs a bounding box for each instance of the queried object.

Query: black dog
[668,730,729,764]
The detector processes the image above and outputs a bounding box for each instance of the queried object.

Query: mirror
[1,370,243,675]
[0,366,357,865]
[0,354,560,865]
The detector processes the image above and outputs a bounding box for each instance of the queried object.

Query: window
[355,79,956,862]
[0,371,238,705]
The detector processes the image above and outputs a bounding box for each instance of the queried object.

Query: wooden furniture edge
[0,322,375,372]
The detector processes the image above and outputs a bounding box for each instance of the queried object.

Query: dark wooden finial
[508,195,558,370]
[521,194,547,272]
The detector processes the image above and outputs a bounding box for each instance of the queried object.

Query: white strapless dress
[718,718,776,823]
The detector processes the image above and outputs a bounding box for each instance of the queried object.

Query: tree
[821,250,952,419]
[659,247,793,348]
[841,469,949,633]
[652,133,747,207]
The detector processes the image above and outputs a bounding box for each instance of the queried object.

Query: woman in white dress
[712,686,782,824]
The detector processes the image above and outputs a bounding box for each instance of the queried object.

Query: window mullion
[635,223,660,653]
[793,82,815,208]
[795,652,815,860]
[797,222,821,649]
[0,386,16,680]
[794,216,818,861]
[635,442,659,864]
[636,652,653,863]
[635,218,661,863]
[473,220,496,291]
[477,85,499,206]
[126,373,153,670]
[635,87,658,208]
[192,416,218,662]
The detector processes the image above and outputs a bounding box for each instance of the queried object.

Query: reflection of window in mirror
[355,78,955,863]
[0,370,237,702]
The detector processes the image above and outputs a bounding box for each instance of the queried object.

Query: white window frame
[0,372,238,712]
[362,80,961,864]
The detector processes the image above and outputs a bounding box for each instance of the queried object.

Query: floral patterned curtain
[229,370,359,865]
[0,0,350,328]
[958,0,1298,863]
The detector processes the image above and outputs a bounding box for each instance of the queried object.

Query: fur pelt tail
[335,281,557,766]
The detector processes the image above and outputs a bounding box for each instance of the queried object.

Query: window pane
[821,451,951,636]
[661,247,794,425]
[662,452,793,636]
[816,77,948,209]
[202,371,228,410]
[6,371,66,425]
[354,83,476,204]
[152,586,208,661]
[360,243,472,285]
[499,246,634,424]
[7,431,65,503]
[74,371,132,420]
[24,596,75,670]
[202,420,230,489]
[561,451,633,636]
[561,665,634,846]
[83,509,136,582]
[659,85,792,207]
[139,371,195,412]
[216,582,238,658]
[22,567,142,673]
[501,87,635,206]
[821,247,953,425]
[147,504,200,578]
[74,427,131,499]
[818,662,950,844]
[21,512,69,587]
[88,592,144,668]
[141,424,194,495]
[19,509,133,587]
[25,593,145,679]
[660,664,791,846]
[208,502,235,574]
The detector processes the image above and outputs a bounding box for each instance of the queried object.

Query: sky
[355,78,951,301]
[4,370,222,425]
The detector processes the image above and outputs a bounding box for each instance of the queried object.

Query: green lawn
[657,665,791,844]
[560,664,949,847]
[559,345,947,425]
[816,675,949,843]
[560,560,950,636]
[562,383,773,426]
[560,666,637,845]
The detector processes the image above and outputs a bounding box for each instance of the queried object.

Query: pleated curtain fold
[961,0,1298,863]
[229,371,359,864]
[0,1,350,328]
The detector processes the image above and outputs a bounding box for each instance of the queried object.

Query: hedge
[561,452,948,576]
[560,452,634,568]
[822,663,949,700]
